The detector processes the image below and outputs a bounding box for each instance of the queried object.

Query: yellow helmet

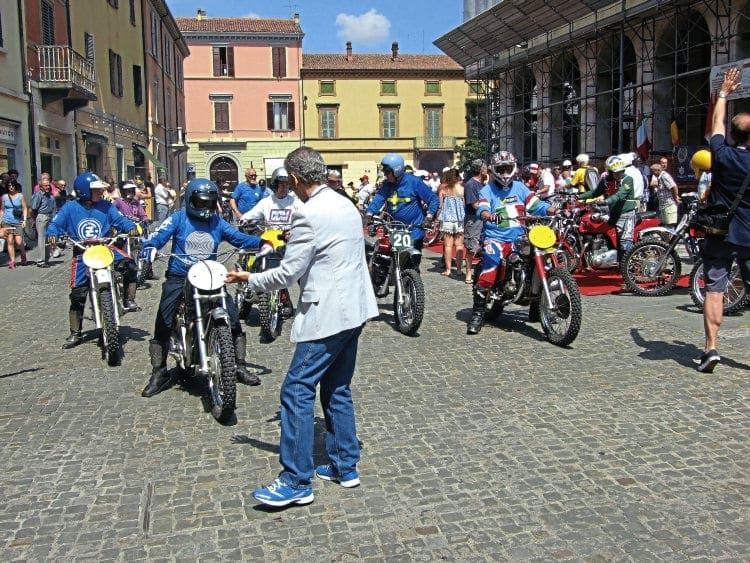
[691,149,711,177]
[606,156,626,174]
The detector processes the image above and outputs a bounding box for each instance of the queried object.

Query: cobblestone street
[0,249,748,560]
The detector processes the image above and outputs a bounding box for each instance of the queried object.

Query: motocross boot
[62,311,83,349]
[234,333,261,386]
[467,288,487,335]
[123,282,141,312]
[141,340,172,397]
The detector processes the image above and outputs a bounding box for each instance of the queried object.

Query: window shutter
[288,102,295,130]
[278,48,286,78]
[267,102,274,130]
[215,102,229,131]
[212,47,220,76]
[109,49,116,95]
[117,54,123,97]
[226,47,235,77]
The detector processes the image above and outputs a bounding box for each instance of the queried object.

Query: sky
[164,1,463,56]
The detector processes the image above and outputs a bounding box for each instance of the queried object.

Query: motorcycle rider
[364,153,439,256]
[139,178,266,397]
[467,151,558,335]
[578,155,636,254]
[46,172,142,349]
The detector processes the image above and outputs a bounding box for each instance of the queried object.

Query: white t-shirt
[239,193,304,229]
[538,169,555,199]
[357,182,375,206]
[154,183,169,205]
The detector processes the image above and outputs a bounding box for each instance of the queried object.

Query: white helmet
[489,151,517,187]
[575,153,589,165]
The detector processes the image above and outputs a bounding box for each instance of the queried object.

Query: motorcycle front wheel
[206,324,237,423]
[394,268,424,336]
[99,287,121,366]
[689,258,747,314]
[621,239,682,296]
[258,290,283,342]
[539,267,582,347]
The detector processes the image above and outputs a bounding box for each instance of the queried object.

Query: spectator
[102,180,121,202]
[537,164,556,200]
[30,173,57,267]
[357,175,375,210]
[650,163,681,227]
[230,168,267,221]
[154,175,171,224]
[0,179,28,268]
[437,168,466,277]
[427,171,441,192]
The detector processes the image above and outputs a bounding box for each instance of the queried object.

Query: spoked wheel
[689,258,747,314]
[539,267,582,346]
[621,239,682,296]
[206,325,237,423]
[258,290,283,342]
[423,223,442,247]
[99,288,121,366]
[394,269,425,335]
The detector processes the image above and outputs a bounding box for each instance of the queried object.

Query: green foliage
[455,137,487,172]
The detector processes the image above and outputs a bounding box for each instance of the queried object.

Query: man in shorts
[462,159,486,284]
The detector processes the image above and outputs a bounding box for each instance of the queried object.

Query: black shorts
[702,236,750,293]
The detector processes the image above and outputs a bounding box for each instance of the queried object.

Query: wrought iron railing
[37,45,96,98]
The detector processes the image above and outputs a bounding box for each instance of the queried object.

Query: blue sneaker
[315,464,360,488]
[252,478,314,507]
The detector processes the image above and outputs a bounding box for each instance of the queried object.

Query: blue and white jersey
[143,210,262,277]
[47,199,135,241]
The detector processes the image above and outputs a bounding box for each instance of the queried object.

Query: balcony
[167,127,189,153]
[415,136,456,150]
[36,45,97,113]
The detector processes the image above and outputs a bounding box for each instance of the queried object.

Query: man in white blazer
[226,146,378,507]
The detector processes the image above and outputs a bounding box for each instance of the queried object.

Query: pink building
[177,10,304,188]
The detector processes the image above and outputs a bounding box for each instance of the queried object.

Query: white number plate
[391,229,412,252]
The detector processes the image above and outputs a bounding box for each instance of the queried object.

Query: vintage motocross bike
[233,226,290,342]
[147,249,242,423]
[366,214,425,336]
[472,217,583,346]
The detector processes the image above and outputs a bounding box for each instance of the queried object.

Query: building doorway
[209,156,239,191]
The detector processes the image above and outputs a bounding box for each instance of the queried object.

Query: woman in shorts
[1,179,28,268]
[437,168,466,277]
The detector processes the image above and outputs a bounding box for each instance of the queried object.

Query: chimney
[196,8,206,20]
[346,41,352,61]
[293,13,299,25]
[391,41,399,60]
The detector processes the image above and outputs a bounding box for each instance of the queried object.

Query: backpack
[584,167,600,193]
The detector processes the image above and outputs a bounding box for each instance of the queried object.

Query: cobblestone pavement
[0,248,748,561]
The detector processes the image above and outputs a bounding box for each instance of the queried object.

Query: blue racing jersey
[366,173,439,241]
[47,199,135,240]
[144,210,262,277]
[477,179,550,242]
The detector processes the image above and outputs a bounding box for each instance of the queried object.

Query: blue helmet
[185,178,219,221]
[381,153,405,179]
[73,172,101,202]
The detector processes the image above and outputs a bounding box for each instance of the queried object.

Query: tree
[455,137,487,174]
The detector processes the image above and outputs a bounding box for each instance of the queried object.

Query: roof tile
[302,54,462,71]
[176,17,301,34]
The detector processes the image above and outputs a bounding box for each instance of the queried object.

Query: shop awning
[135,145,166,171]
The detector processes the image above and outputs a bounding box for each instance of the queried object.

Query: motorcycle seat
[636,211,657,222]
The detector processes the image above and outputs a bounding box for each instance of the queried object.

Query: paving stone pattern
[0,249,748,560]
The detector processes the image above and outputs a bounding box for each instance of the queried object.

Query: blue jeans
[279,324,364,488]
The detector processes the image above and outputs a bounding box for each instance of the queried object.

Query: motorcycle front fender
[637,226,673,240]
[204,307,231,336]
[398,247,421,269]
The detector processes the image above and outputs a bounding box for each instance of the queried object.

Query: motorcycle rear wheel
[258,290,283,342]
[207,325,237,423]
[394,268,424,336]
[539,267,582,347]
[621,239,682,296]
[99,288,121,366]
[689,258,747,314]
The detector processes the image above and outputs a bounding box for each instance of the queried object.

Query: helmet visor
[381,165,394,176]
[491,164,515,175]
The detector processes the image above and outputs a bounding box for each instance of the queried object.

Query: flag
[636,114,650,160]
[704,93,716,141]
[670,111,681,147]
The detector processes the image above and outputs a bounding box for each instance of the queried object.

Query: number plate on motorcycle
[390,228,412,252]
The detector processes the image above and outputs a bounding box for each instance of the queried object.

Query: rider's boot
[467,288,487,335]
[234,332,261,386]
[123,282,141,312]
[62,311,83,349]
[141,340,172,397]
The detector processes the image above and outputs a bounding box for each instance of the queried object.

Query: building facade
[437,0,750,173]
[301,42,467,185]
[177,11,304,188]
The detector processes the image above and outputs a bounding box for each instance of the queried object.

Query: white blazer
[246,185,379,342]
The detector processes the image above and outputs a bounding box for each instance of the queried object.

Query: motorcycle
[69,234,130,366]
[472,217,583,346]
[152,250,241,423]
[620,193,703,296]
[233,226,291,342]
[129,219,153,286]
[366,214,425,336]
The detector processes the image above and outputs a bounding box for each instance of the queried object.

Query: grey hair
[285,146,327,185]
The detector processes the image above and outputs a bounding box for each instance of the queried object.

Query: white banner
[709,58,750,100]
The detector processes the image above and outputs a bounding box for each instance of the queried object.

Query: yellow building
[301,42,466,185]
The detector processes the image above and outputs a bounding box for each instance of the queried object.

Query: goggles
[192,197,215,209]
[491,164,515,175]
[382,165,394,176]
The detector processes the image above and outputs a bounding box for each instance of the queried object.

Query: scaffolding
[456,0,750,167]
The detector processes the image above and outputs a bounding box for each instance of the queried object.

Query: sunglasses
[247,174,257,178]
[491,164,515,175]
[382,165,394,176]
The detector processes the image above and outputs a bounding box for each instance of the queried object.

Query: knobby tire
[207,325,237,423]
[258,290,283,342]
[539,267,582,347]
[394,269,424,335]
[99,288,121,366]
[621,239,681,297]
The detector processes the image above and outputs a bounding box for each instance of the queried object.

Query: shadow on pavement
[630,327,750,370]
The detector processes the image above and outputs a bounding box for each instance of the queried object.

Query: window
[319,106,338,138]
[129,0,136,25]
[468,81,484,95]
[150,12,159,58]
[108,49,123,97]
[164,40,171,76]
[108,0,119,7]
[176,55,183,90]
[0,10,4,48]
[267,100,295,131]
[380,106,399,138]
[424,106,442,141]
[133,65,142,105]
[84,33,95,64]
[41,0,55,45]
[425,81,441,95]
[380,81,396,95]
[212,46,234,77]
[214,102,230,132]
[272,46,286,78]
[319,81,335,95]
